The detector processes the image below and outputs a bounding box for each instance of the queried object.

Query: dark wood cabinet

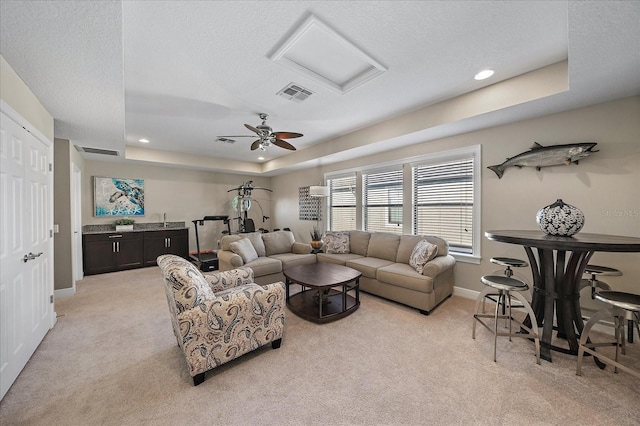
[83,232,144,275]
[143,229,188,266]
[83,228,189,275]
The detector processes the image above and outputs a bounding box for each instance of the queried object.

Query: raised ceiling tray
[269,14,387,95]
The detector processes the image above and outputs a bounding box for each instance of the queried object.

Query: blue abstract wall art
[94,177,145,216]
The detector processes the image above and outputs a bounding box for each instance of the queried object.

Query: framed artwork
[299,186,321,221]
[94,177,145,216]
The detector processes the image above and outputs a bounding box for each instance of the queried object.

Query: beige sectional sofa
[218,229,455,315]
[217,230,316,285]
[317,231,456,314]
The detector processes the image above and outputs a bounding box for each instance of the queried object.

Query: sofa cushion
[243,256,282,276]
[349,230,371,256]
[324,231,350,254]
[346,257,394,279]
[269,253,317,269]
[262,231,295,256]
[409,239,438,274]
[220,232,266,256]
[243,232,267,257]
[316,253,364,266]
[229,238,259,264]
[376,263,434,293]
[366,233,401,262]
[396,235,424,264]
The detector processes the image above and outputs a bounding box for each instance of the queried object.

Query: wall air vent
[277,83,314,103]
[74,145,120,156]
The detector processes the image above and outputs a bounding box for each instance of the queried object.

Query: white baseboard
[54,287,75,300]
[453,286,479,300]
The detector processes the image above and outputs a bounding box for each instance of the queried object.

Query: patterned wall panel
[299,186,321,221]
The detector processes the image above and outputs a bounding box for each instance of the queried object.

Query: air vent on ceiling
[74,145,120,156]
[216,137,236,144]
[277,83,314,102]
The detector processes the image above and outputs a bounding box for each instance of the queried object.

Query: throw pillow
[229,238,259,264]
[324,231,350,254]
[409,239,438,274]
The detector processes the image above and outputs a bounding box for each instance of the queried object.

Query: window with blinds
[363,168,403,234]
[413,158,474,253]
[328,175,357,231]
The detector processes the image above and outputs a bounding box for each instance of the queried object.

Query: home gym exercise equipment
[190,215,230,271]
[227,181,272,233]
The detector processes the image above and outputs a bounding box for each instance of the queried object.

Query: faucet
[163,213,167,228]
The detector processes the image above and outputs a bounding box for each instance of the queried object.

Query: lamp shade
[309,185,329,197]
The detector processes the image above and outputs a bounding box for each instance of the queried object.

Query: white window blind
[328,175,356,231]
[413,158,474,253]
[363,168,403,234]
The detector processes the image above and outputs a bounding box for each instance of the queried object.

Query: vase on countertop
[536,199,584,237]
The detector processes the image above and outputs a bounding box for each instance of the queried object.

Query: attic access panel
[269,15,387,94]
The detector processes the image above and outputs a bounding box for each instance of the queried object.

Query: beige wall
[53,139,73,290]
[82,161,273,253]
[76,97,639,301]
[273,96,640,297]
[0,55,53,141]
[53,139,85,291]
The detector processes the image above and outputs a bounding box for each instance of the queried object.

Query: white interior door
[71,163,83,285]
[0,108,54,400]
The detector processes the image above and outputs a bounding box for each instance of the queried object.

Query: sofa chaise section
[317,231,455,314]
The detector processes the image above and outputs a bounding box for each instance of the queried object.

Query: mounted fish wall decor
[487,142,598,179]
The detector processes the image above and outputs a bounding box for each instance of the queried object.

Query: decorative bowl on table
[536,199,584,237]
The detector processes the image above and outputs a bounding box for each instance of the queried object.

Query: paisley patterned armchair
[157,254,285,385]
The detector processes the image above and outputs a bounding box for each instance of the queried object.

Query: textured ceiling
[1,1,639,176]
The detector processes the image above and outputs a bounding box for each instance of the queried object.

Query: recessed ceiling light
[138,138,150,143]
[474,69,494,80]
[258,156,265,160]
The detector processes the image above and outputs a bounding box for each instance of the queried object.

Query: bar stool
[578,265,637,343]
[579,265,619,298]
[482,257,530,316]
[491,257,529,279]
[473,275,541,364]
[576,291,640,379]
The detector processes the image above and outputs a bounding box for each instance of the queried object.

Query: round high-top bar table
[485,230,640,362]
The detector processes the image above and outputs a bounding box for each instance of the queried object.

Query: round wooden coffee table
[283,263,362,323]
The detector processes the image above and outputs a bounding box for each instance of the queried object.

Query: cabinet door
[83,235,117,275]
[143,229,189,266]
[116,233,144,269]
[143,233,167,266]
[166,230,188,259]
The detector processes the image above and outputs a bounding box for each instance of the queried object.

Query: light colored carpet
[1,266,638,425]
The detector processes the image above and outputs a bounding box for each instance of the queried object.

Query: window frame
[324,145,481,263]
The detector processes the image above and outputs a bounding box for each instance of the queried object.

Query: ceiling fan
[217,113,303,151]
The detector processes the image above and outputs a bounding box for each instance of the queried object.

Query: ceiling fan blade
[217,135,256,138]
[245,124,261,134]
[250,140,261,151]
[273,138,297,151]
[273,131,303,139]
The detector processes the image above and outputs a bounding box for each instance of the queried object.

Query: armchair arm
[217,249,244,269]
[204,266,254,292]
[176,281,286,377]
